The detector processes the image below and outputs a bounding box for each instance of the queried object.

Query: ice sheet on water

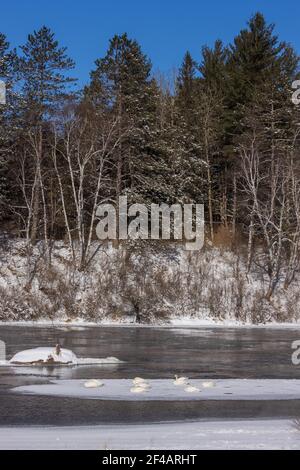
[77,357,123,365]
[10,347,77,365]
[12,378,300,401]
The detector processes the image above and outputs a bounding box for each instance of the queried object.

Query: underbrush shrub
[249,294,273,324]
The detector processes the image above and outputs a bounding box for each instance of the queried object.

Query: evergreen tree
[17,26,76,244]
[20,26,75,121]
[86,33,159,203]
[198,40,229,232]
[226,12,298,138]
[199,40,228,92]
[142,85,205,206]
[0,33,18,222]
[176,51,198,129]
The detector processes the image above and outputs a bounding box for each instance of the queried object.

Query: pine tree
[176,51,198,130]
[198,40,229,233]
[199,40,228,92]
[20,26,75,120]
[228,13,299,239]
[17,26,76,244]
[142,85,205,206]
[0,33,18,223]
[86,33,159,204]
[226,12,298,138]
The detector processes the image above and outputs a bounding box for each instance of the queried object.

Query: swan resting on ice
[130,383,151,393]
[132,377,148,385]
[131,377,151,393]
[84,379,104,388]
[184,385,200,393]
[202,381,215,388]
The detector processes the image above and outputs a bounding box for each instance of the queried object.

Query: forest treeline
[1,12,300,303]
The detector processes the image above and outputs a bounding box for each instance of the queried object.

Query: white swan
[139,382,151,390]
[132,377,148,385]
[130,385,149,393]
[84,379,104,388]
[184,385,200,393]
[202,381,215,389]
[173,375,189,385]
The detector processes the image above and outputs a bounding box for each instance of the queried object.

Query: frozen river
[1,324,300,426]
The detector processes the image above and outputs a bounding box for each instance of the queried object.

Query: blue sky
[1,0,299,86]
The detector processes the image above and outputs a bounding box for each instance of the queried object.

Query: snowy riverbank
[1,318,300,329]
[0,419,299,450]
[1,241,300,325]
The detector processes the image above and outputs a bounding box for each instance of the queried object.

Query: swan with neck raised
[173,375,189,385]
